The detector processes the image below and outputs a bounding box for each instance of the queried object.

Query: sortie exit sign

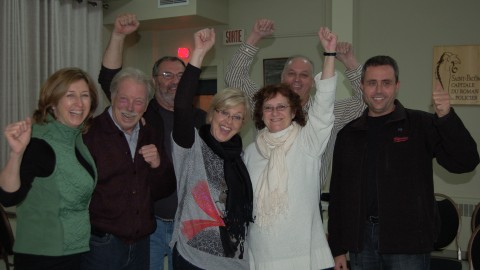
[223,29,245,45]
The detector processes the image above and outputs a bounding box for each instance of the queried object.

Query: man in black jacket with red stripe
[328,55,479,270]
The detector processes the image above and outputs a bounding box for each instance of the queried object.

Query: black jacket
[328,100,479,256]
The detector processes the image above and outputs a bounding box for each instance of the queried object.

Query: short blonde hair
[206,87,249,124]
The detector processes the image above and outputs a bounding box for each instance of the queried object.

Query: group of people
[0,12,478,270]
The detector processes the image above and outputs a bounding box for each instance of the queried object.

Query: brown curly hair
[252,83,306,130]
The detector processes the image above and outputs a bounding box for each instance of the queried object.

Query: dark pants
[172,244,205,270]
[14,252,83,270]
[350,221,430,270]
[81,232,150,270]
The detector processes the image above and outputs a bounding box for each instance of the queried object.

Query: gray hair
[281,55,315,76]
[110,67,154,100]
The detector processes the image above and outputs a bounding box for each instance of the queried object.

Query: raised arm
[245,19,274,46]
[317,42,367,186]
[172,29,215,148]
[299,28,338,156]
[336,42,362,98]
[189,28,216,68]
[318,27,337,80]
[336,42,359,71]
[432,79,450,118]
[103,13,140,69]
[225,19,274,110]
[431,80,479,172]
[99,13,140,100]
[0,118,32,192]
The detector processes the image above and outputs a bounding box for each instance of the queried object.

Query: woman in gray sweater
[170,28,253,270]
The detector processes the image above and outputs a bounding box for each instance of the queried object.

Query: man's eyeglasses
[156,72,184,80]
[215,109,243,123]
[263,104,291,113]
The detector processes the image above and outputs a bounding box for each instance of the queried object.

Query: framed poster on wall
[263,58,288,86]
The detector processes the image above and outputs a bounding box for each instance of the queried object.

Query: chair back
[468,226,480,270]
[0,206,14,270]
[433,193,461,250]
[430,194,462,270]
[472,203,480,232]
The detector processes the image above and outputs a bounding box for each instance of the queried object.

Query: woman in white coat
[243,27,337,270]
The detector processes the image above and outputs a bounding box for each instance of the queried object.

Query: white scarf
[254,122,301,227]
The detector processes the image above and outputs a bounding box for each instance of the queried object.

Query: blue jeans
[150,218,174,270]
[350,221,430,270]
[81,232,150,270]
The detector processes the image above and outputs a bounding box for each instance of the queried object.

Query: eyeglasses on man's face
[263,104,291,113]
[156,71,184,80]
[215,109,243,123]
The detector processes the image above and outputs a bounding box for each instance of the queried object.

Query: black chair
[430,193,462,270]
[468,226,480,270]
[0,206,14,270]
[472,203,480,232]
[320,192,330,222]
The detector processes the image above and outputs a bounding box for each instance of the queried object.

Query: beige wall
[103,0,480,254]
